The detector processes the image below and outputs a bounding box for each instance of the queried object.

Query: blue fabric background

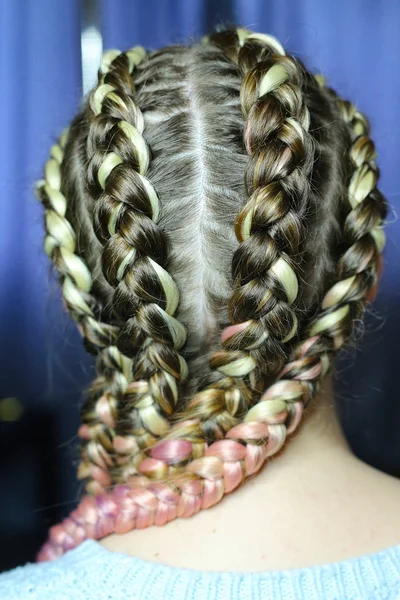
[1,0,399,570]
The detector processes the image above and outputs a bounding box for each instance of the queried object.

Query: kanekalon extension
[36,28,387,562]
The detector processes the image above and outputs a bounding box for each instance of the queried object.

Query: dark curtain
[1,0,399,571]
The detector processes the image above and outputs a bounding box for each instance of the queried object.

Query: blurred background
[1,0,400,572]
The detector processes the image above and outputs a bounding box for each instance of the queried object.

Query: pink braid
[37,334,319,562]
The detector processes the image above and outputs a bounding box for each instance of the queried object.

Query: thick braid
[36,130,119,350]
[36,131,136,493]
[311,75,386,342]
[38,32,387,560]
[166,29,315,441]
[82,46,189,487]
[220,28,313,372]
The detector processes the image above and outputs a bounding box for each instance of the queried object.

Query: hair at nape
[35,26,387,560]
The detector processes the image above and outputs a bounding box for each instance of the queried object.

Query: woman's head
[36,27,386,559]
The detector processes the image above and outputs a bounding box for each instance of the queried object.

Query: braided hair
[36,28,387,560]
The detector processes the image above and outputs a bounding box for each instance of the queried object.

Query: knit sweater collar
[53,538,400,599]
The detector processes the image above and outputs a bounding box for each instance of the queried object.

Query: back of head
[36,27,386,559]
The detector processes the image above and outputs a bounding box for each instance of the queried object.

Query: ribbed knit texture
[1,539,400,599]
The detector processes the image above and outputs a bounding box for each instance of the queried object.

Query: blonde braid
[309,75,386,344]
[36,130,135,493]
[36,130,112,344]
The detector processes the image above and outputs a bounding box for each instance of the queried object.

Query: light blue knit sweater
[1,539,400,599]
